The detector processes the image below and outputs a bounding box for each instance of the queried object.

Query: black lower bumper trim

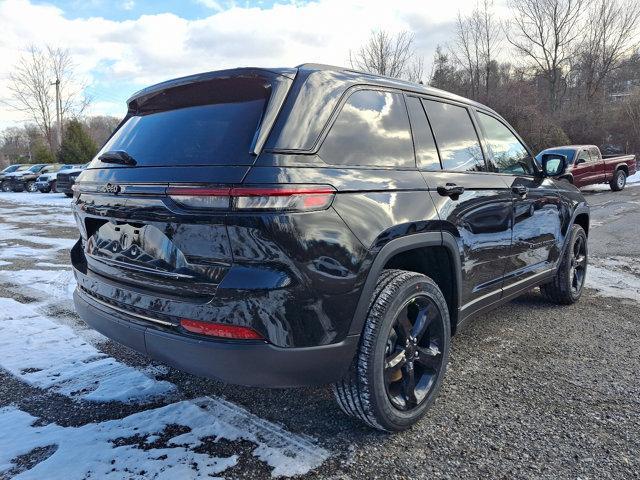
[74,289,358,387]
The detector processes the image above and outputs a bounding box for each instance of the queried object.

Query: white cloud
[0,0,505,128]
[121,0,135,10]
[196,0,224,11]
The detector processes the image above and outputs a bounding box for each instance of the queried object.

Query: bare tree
[450,0,503,100]
[5,45,89,152]
[507,0,586,111]
[578,0,640,99]
[350,30,425,83]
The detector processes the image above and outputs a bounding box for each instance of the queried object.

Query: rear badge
[101,183,121,194]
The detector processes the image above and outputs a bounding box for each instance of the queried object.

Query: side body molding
[348,231,462,337]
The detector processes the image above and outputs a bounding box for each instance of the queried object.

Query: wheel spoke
[385,350,406,374]
[396,306,413,342]
[401,364,417,407]
[411,307,433,342]
[575,255,587,268]
[415,344,441,370]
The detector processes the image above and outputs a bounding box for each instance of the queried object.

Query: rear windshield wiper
[98,150,137,166]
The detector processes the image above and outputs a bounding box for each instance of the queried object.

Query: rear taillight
[167,184,336,212]
[180,318,264,340]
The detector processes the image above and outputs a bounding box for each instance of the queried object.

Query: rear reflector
[167,184,336,212]
[180,318,264,340]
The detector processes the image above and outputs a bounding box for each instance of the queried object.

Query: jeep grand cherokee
[71,64,589,431]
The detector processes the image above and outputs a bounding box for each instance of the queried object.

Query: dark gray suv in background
[71,64,589,431]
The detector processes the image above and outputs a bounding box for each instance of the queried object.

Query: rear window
[319,89,414,168]
[95,78,269,167]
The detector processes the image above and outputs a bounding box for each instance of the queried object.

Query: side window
[405,96,441,171]
[588,147,600,161]
[577,150,590,164]
[319,90,414,168]
[477,112,533,175]
[422,100,485,172]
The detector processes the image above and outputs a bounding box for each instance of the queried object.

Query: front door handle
[512,185,528,196]
[437,183,465,198]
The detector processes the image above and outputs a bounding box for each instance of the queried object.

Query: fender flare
[348,231,462,336]
[614,163,629,175]
[556,204,589,267]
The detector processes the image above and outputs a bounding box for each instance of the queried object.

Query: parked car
[34,164,81,193]
[71,65,589,432]
[2,164,49,192]
[1,164,29,191]
[56,164,87,197]
[0,164,25,185]
[536,145,636,191]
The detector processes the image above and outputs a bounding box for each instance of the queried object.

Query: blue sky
[31,0,292,21]
[0,0,489,128]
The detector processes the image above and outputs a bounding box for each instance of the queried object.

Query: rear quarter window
[319,89,414,168]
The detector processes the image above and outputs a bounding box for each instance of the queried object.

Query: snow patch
[0,298,175,402]
[0,398,329,479]
[627,171,640,184]
[0,192,73,208]
[0,224,76,250]
[586,257,640,303]
[0,268,76,302]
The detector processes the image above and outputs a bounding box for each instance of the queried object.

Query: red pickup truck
[537,145,637,191]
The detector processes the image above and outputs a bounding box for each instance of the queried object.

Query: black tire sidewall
[367,275,451,430]
[564,226,588,302]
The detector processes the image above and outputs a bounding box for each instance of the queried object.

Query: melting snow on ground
[586,256,640,303]
[0,192,73,208]
[0,397,329,479]
[0,298,175,402]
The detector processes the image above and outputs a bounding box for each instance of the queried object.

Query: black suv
[71,65,589,431]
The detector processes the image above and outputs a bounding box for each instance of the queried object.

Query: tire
[25,181,37,193]
[64,192,73,198]
[51,180,57,193]
[610,169,626,191]
[541,224,587,305]
[0,181,10,192]
[39,187,51,193]
[332,269,451,431]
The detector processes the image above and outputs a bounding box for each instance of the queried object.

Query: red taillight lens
[167,184,336,212]
[180,319,264,340]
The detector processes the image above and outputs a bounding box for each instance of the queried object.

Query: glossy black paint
[70,64,589,387]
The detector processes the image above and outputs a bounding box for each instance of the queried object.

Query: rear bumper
[74,288,358,387]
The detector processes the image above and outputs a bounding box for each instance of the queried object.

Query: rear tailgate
[73,70,293,304]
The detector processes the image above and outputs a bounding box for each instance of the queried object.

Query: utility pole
[52,78,61,150]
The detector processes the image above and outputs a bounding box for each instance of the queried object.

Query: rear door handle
[437,183,465,198]
[512,185,528,196]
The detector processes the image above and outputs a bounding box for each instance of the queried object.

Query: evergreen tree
[33,141,55,163]
[57,119,98,164]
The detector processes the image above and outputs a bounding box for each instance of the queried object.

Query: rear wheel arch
[574,212,589,237]
[616,164,629,176]
[349,232,461,338]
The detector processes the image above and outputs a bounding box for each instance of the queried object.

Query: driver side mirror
[541,153,567,177]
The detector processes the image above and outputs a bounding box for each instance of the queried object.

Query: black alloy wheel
[384,295,445,411]
[333,269,451,431]
[569,234,587,296]
[541,224,588,305]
